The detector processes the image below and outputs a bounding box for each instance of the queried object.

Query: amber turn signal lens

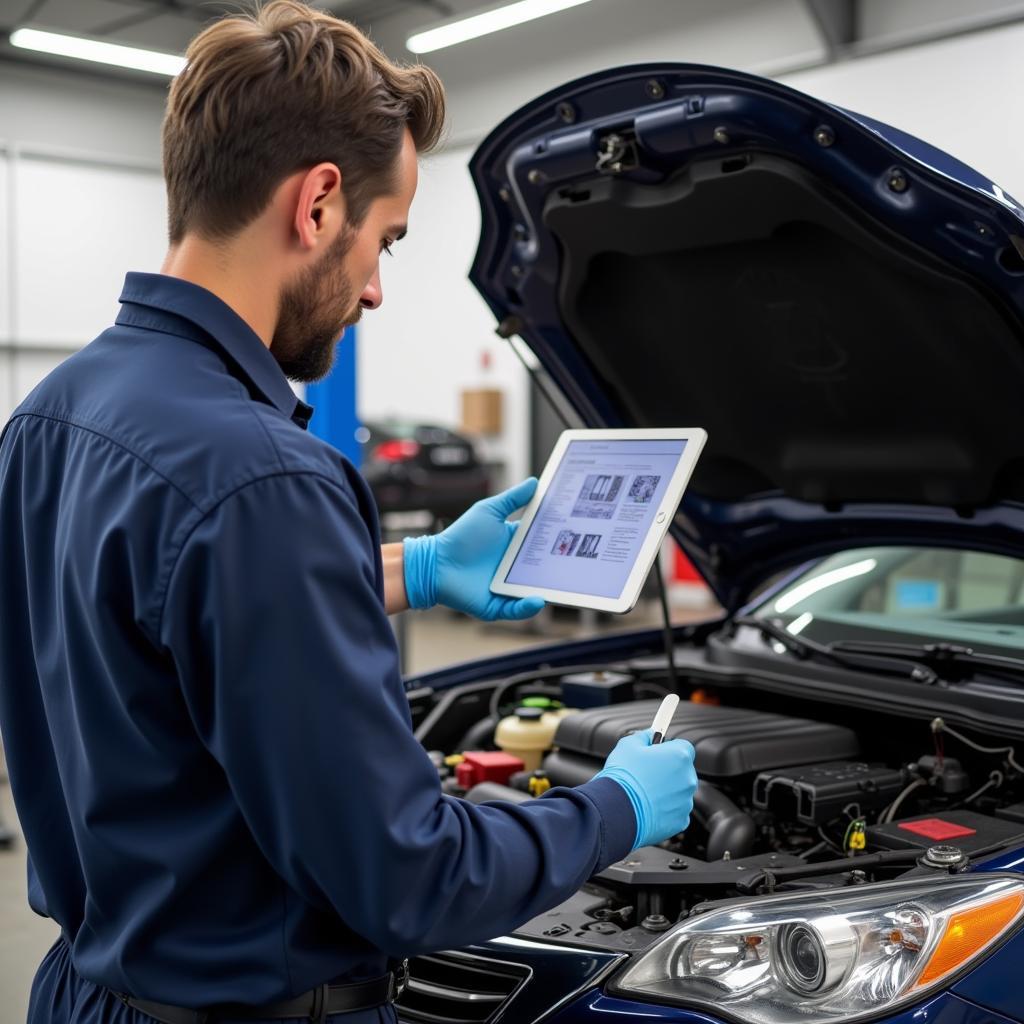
[916,892,1024,987]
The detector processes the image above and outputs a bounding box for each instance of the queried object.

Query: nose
[360,266,382,310]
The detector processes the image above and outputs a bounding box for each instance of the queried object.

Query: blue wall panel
[306,328,361,467]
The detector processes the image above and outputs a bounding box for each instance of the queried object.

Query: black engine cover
[551,700,860,781]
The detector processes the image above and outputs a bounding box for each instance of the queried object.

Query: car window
[752,546,1024,655]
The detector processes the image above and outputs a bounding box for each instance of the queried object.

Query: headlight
[609,875,1024,1023]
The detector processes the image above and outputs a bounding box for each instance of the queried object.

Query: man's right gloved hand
[594,729,698,849]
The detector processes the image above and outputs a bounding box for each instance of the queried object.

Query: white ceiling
[0,0,473,69]
[2,0,1024,134]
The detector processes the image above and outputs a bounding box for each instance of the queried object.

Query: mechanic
[0,4,698,1024]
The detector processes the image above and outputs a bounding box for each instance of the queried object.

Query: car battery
[753,762,907,825]
[455,751,525,790]
[868,810,1024,855]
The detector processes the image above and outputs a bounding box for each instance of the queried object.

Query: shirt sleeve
[159,471,635,957]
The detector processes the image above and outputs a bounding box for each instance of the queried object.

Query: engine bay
[410,653,1024,953]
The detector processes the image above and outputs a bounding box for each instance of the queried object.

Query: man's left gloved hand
[403,479,546,621]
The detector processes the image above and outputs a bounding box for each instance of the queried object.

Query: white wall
[0,62,165,161]
[16,157,167,345]
[782,23,1024,202]
[0,62,167,421]
[356,146,532,485]
[0,154,9,346]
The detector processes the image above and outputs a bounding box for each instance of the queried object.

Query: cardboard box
[460,388,503,435]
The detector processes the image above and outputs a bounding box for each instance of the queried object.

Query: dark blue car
[393,64,1024,1024]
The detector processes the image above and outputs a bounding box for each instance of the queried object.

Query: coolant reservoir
[541,707,576,732]
[495,708,564,772]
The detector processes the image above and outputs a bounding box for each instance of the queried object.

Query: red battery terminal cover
[898,817,977,841]
[456,751,526,789]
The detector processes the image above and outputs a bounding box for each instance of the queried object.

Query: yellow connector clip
[848,825,867,852]
[528,773,551,797]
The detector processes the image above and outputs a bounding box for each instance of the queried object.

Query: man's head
[162,0,445,380]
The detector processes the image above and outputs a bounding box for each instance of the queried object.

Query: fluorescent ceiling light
[9,27,186,77]
[407,0,594,54]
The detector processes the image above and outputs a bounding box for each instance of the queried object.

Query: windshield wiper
[731,616,941,684]
[828,640,1024,685]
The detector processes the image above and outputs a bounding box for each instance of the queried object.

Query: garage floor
[0,597,717,1021]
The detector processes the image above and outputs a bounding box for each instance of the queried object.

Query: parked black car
[360,420,491,522]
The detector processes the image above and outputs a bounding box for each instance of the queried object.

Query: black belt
[117,961,408,1024]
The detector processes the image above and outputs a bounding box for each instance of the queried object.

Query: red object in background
[898,818,977,841]
[456,752,525,789]
[673,545,702,583]
[373,439,421,462]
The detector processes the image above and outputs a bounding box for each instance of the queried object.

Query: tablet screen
[504,438,687,599]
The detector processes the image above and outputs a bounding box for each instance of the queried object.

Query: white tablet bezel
[490,428,707,614]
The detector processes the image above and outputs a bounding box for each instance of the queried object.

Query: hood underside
[469,64,1024,608]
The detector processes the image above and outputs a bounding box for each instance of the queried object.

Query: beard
[271,225,363,383]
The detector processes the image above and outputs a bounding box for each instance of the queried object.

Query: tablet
[491,429,707,613]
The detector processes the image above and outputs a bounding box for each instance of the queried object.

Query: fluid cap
[514,707,544,721]
[641,914,672,932]
[922,845,968,869]
[521,696,561,709]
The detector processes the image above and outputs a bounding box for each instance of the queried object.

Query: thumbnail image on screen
[628,475,660,504]
[551,530,581,556]
[572,475,624,519]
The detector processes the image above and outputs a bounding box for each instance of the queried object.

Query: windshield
[750,547,1024,656]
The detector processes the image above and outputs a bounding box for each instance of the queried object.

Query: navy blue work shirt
[0,273,635,1007]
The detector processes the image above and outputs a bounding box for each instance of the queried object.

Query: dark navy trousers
[29,938,399,1024]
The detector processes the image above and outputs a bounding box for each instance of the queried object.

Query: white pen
[650,693,680,745]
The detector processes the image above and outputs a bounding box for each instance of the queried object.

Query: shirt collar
[116,272,313,429]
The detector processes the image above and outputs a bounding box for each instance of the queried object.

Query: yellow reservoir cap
[916,891,1024,987]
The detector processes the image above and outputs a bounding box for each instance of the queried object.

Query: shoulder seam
[246,400,287,473]
[155,469,357,638]
[7,410,201,510]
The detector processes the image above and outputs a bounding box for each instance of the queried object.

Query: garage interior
[2,0,1024,1020]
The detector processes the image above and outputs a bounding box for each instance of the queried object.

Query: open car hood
[468,64,1024,610]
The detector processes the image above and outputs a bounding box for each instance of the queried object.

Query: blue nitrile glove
[594,729,698,849]
[403,479,547,622]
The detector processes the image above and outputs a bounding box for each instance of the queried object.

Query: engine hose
[465,782,531,805]
[692,783,756,861]
[456,715,499,752]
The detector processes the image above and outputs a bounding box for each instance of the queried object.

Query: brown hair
[162,0,446,243]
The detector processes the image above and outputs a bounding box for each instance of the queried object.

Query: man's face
[272,130,419,382]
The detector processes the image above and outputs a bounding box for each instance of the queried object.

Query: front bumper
[546,988,1019,1024]
[395,934,1024,1024]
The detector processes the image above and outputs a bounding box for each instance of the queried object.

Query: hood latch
[596,130,638,175]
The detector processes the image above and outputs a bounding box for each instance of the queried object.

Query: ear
[293,162,344,251]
